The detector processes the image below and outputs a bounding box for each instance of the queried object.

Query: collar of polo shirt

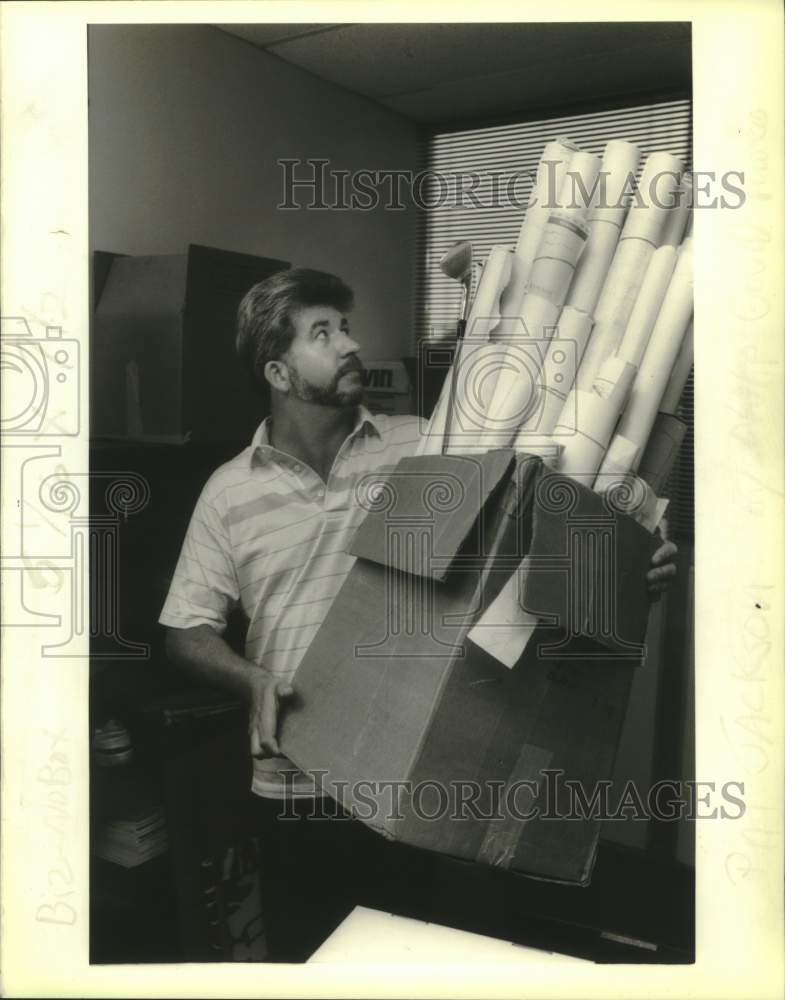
[249,404,382,467]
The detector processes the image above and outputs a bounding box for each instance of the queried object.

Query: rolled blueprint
[497,150,597,337]
[445,340,509,453]
[616,244,678,368]
[514,138,580,282]
[525,210,590,308]
[566,139,641,315]
[555,355,636,484]
[607,238,694,472]
[659,319,694,414]
[593,435,641,496]
[465,246,514,342]
[575,236,654,392]
[591,354,637,410]
[660,172,693,247]
[514,306,594,441]
[637,412,687,495]
[620,151,683,245]
[416,247,513,455]
[590,138,642,228]
[474,340,547,449]
[496,289,560,341]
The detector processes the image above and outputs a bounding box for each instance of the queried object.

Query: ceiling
[217,22,692,126]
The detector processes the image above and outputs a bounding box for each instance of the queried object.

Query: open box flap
[350,449,516,582]
[521,469,661,656]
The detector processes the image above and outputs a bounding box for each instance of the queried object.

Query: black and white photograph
[1,3,783,997]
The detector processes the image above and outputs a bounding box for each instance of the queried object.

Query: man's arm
[165,625,293,758]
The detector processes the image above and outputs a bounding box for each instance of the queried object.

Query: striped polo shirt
[159,405,422,798]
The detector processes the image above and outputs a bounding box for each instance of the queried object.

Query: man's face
[281,305,364,406]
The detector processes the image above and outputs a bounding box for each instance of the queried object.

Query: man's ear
[264,359,289,394]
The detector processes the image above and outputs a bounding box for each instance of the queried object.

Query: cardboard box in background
[92,244,289,444]
[281,451,659,886]
[362,359,416,417]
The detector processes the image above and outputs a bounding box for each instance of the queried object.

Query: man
[160,267,678,960]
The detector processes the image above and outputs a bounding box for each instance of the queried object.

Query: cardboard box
[92,244,289,444]
[281,451,659,885]
[362,359,415,417]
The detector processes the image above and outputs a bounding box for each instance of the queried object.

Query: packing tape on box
[660,172,693,247]
[514,306,594,440]
[616,244,678,368]
[588,138,641,228]
[637,412,687,495]
[620,151,683,245]
[613,238,693,471]
[514,138,580,280]
[575,236,655,392]
[477,741,555,868]
[659,318,694,415]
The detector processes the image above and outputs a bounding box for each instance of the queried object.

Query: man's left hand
[647,522,678,599]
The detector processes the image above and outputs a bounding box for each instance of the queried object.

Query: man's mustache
[338,357,364,376]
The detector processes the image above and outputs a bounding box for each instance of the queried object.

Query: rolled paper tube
[660,172,693,247]
[476,341,548,448]
[616,238,694,470]
[683,209,693,240]
[465,246,514,342]
[496,290,561,342]
[659,319,694,415]
[553,428,609,486]
[514,437,564,467]
[493,254,530,338]
[555,388,623,452]
[589,139,642,228]
[636,412,687,495]
[515,307,594,440]
[525,211,589,308]
[576,237,655,391]
[593,435,641,496]
[560,149,602,221]
[444,340,508,453]
[591,355,637,415]
[565,218,622,315]
[620,151,684,246]
[515,138,580,280]
[418,248,511,457]
[616,245,678,368]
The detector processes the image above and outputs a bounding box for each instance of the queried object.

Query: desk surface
[309,906,590,964]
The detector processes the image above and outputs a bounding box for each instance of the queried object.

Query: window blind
[414,98,693,540]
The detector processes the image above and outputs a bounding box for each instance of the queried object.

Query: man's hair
[236,268,354,388]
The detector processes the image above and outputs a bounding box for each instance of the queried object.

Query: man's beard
[287,360,365,407]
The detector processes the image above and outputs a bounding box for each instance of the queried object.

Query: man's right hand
[247,671,295,759]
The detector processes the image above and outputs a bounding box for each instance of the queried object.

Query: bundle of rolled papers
[419,136,693,533]
[417,138,693,668]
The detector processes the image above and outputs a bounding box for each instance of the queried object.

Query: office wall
[88,24,419,361]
